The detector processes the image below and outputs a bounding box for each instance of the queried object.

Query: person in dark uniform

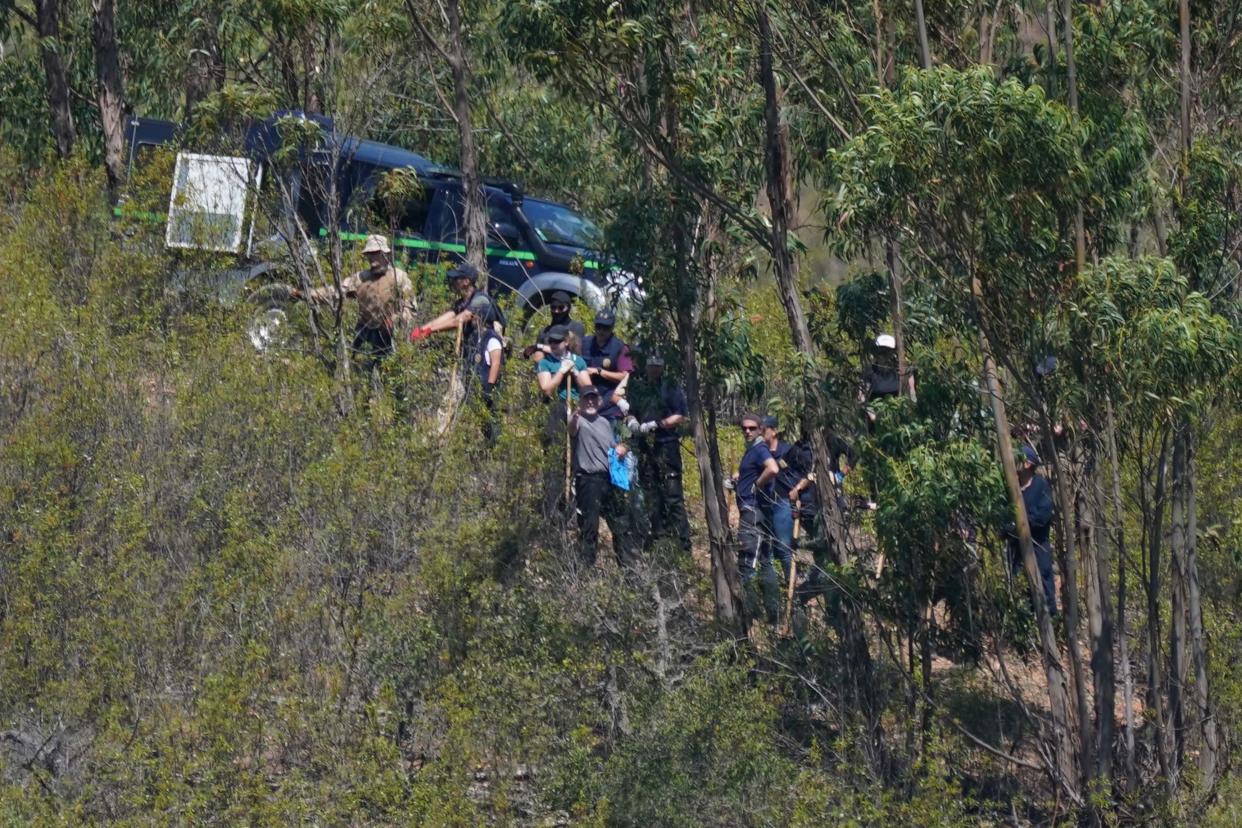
[760,416,801,590]
[629,354,691,553]
[791,430,857,607]
[570,386,637,567]
[1006,444,1057,617]
[732,413,781,623]
[410,263,501,357]
[474,322,504,444]
[582,311,633,420]
[528,290,587,357]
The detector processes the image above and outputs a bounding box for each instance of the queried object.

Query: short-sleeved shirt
[309,267,414,330]
[769,441,807,500]
[537,353,588,401]
[574,413,615,474]
[736,438,775,508]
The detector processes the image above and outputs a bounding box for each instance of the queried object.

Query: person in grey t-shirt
[569,387,637,567]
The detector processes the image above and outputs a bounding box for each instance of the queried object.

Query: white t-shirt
[483,336,503,366]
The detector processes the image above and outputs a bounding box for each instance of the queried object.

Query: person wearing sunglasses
[731,413,782,623]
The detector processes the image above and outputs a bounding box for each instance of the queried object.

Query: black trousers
[576,471,637,567]
[639,440,691,552]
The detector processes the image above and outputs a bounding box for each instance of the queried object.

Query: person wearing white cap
[294,233,415,363]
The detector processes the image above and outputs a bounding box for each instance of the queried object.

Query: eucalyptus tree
[826,67,1092,801]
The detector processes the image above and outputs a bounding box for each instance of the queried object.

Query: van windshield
[523,199,603,250]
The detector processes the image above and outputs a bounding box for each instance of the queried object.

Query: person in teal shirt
[538,324,594,518]
[536,324,592,402]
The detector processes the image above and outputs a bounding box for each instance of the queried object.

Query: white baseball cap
[875,333,896,349]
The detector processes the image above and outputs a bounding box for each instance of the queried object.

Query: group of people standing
[299,238,1056,627]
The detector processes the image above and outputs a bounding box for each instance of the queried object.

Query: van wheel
[244,283,297,353]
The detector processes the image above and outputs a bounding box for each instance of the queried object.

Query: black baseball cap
[545,324,569,343]
[761,415,780,430]
[446,262,479,282]
[549,290,572,305]
[594,310,616,327]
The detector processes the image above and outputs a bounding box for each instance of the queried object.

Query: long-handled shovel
[564,373,573,506]
[781,513,801,637]
[435,323,465,436]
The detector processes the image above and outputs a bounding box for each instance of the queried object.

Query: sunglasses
[741,424,760,432]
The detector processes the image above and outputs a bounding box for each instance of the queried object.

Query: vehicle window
[522,199,603,250]
[487,200,522,249]
[427,187,464,242]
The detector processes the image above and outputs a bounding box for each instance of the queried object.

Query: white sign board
[166,152,252,252]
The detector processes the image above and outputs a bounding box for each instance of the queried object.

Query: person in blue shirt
[731,413,781,623]
[1005,444,1057,617]
[760,416,801,595]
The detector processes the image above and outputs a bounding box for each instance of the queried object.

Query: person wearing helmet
[295,234,414,364]
[409,262,502,358]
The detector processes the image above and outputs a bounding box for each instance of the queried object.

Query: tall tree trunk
[757,4,878,756]
[445,0,487,271]
[1106,399,1136,788]
[670,207,744,629]
[92,0,126,198]
[1039,409,1093,785]
[1082,436,1115,783]
[1184,431,1218,786]
[34,0,75,158]
[913,0,931,69]
[973,276,1078,798]
[1169,427,1189,779]
[884,238,910,399]
[1145,431,1171,784]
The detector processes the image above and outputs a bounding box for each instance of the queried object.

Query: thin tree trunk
[445,0,487,271]
[1044,2,1058,97]
[973,275,1078,799]
[884,238,910,399]
[1169,427,1189,779]
[92,0,126,197]
[1184,431,1218,786]
[757,3,878,757]
[1146,431,1171,785]
[1082,436,1115,783]
[913,0,931,69]
[1106,399,1136,788]
[185,4,225,121]
[34,0,75,158]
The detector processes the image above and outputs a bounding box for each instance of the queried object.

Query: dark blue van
[123,112,635,311]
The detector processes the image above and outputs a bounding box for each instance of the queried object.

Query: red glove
[409,326,432,342]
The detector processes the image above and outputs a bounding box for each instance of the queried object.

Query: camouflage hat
[362,234,391,254]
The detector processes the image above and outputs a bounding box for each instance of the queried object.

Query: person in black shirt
[629,354,691,552]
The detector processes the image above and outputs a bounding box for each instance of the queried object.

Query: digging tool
[564,373,573,505]
[781,514,801,637]
[435,323,465,436]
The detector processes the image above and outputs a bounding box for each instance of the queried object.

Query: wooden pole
[564,373,573,505]
[782,514,801,636]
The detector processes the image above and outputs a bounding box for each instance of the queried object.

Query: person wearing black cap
[533,290,587,354]
[628,353,691,552]
[1005,444,1057,616]
[583,310,633,420]
[570,385,637,567]
[409,262,502,358]
[535,324,594,516]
